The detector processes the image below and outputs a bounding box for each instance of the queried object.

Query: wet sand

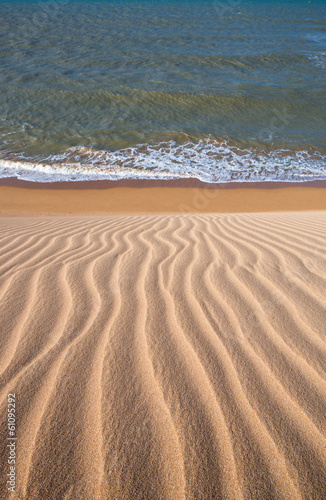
[0,178,326,214]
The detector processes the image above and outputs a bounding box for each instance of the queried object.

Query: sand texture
[0,212,326,499]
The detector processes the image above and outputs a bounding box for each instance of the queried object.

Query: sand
[0,211,325,499]
[1,178,326,214]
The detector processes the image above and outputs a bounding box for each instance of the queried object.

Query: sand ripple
[0,213,325,499]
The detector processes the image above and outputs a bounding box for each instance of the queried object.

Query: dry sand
[0,211,326,499]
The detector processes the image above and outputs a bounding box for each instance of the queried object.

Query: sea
[0,0,325,183]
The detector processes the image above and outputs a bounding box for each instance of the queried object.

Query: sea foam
[0,138,325,183]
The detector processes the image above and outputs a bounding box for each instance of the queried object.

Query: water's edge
[1,139,326,184]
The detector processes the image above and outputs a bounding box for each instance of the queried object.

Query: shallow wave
[1,138,326,183]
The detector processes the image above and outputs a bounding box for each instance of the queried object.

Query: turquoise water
[0,0,326,182]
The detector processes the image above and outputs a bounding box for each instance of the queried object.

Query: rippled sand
[0,212,326,499]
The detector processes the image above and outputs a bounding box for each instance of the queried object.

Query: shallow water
[0,0,325,182]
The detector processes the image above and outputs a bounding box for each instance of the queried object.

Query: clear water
[0,0,326,182]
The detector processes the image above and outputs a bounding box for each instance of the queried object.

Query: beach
[0,183,326,499]
[1,178,326,214]
[1,0,326,497]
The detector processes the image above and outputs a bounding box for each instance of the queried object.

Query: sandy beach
[0,196,325,498]
[1,178,326,214]
[1,0,326,496]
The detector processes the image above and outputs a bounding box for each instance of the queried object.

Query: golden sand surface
[0,179,326,214]
[0,212,325,499]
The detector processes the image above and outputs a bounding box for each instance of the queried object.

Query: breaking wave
[1,138,326,183]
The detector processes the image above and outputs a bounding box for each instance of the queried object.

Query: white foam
[0,138,326,183]
[308,52,326,68]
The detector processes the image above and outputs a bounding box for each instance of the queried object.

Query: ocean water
[0,0,325,182]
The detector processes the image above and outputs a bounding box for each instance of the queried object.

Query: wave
[1,138,326,183]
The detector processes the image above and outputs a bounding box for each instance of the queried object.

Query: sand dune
[0,212,326,499]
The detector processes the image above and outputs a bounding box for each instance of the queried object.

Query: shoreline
[1,176,326,190]
[1,177,326,214]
